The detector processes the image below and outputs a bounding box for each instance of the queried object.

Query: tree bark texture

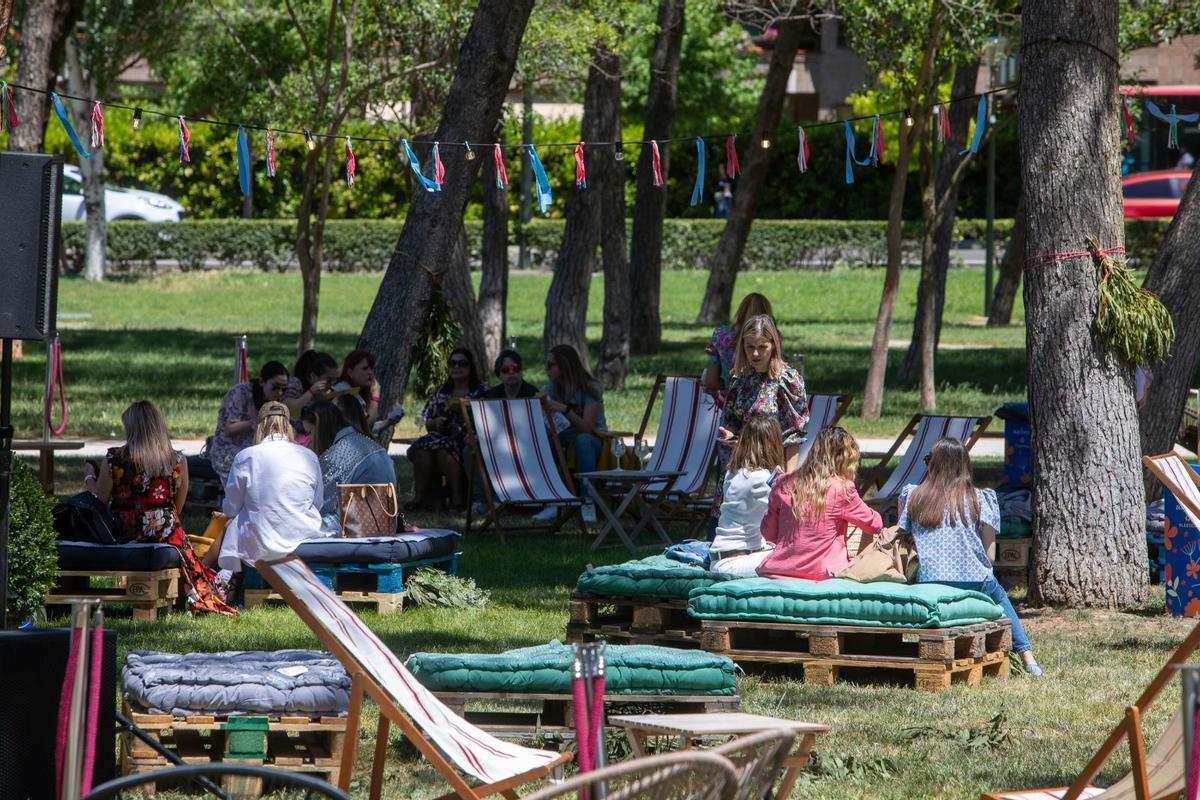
[444,226,488,372]
[296,140,336,354]
[696,18,805,325]
[477,128,510,367]
[1021,0,1146,607]
[859,2,946,420]
[595,54,631,390]
[358,0,534,411]
[0,0,15,54]
[65,38,107,282]
[1138,169,1200,491]
[542,48,622,366]
[628,0,685,354]
[988,193,1026,326]
[8,0,82,152]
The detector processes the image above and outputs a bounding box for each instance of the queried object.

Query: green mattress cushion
[687,578,1004,628]
[407,641,737,696]
[574,555,732,600]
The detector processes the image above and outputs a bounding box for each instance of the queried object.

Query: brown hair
[789,426,861,524]
[548,344,602,403]
[905,438,980,528]
[732,314,785,380]
[121,400,179,478]
[728,415,785,473]
[732,293,774,332]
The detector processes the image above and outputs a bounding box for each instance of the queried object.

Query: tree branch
[203,0,282,100]
[283,0,323,94]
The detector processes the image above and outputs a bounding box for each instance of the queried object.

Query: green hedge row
[60,217,1172,274]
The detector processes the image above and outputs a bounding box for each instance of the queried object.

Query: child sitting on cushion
[756,426,883,580]
[709,415,785,576]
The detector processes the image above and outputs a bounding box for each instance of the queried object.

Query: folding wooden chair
[795,393,853,466]
[523,750,739,800]
[255,556,571,800]
[710,729,797,800]
[1144,452,1200,529]
[857,414,991,525]
[463,398,587,542]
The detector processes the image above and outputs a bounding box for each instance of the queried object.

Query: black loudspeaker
[0,152,62,341]
[0,628,117,799]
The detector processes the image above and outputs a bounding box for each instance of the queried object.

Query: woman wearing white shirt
[708,416,785,576]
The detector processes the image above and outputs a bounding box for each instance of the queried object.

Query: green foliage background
[6,460,58,626]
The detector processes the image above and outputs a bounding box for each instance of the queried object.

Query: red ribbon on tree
[265,128,277,177]
[344,136,356,187]
[177,116,191,163]
[493,143,508,189]
[651,140,664,186]
[725,134,740,178]
[873,114,885,165]
[796,126,810,173]
[574,142,586,188]
[1122,97,1136,147]
[432,141,445,188]
[936,104,951,143]
[89,101,104,149]
[0,82,18,131]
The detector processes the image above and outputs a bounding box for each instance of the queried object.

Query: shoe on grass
[531,505,559,522]
[581,503,598,525]
[1023,661,1043,677]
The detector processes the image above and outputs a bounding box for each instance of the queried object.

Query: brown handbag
[836,527,919,584]
[337,483,400,538]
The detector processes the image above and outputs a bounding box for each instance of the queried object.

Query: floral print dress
[408,383,488,463]
[107,446,235,616]
[706,324,739,386]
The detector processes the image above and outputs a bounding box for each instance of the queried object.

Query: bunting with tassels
[961,95,986,155]
[690,137,704,206]
[344,136,356,187]
[90,101,104,150]
[526,144,552,213]
[651,140,664,187]
[177,116,191,163]
[402,138,438,192]
[725,134,740,178]
[0,82,18,132]
[51,93,89,159]
[796,126,809,173]
[493,143,508,190]
[236,125,251,196]
[574,142,586,188]
[1145,101,1198,150]
[265,128,277,177]
[1121,98,1135,147]
[842,121,872,185]
[430,141,444,188]
[936,104,951,143]
[868,114,884,166]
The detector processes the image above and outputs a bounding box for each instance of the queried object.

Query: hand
[548,400,568,414]
[309,380,330,398]
[369,379,382,404]
[718,427,738,448]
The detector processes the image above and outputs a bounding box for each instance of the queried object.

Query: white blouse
[711,467,780,554]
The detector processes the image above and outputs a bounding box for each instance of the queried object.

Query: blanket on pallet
[575,555,733,600]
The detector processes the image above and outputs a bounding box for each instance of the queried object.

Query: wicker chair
[711,730,797,800]
[524,751,739,800]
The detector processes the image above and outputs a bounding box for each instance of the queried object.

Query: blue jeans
[937,578,1032,654]
[559,430,602,478]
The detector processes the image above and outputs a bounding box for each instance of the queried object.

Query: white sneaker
[581,504,598,525]
[531,505,560,522]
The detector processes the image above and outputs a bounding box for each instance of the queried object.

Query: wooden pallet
[47,568,181,621]
[244,586,405,615]
[567,593,701,643]
[565,623,703,649]
[434,690,741,738]
[802,650,1009,691]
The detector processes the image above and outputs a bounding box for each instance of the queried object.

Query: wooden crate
[244,586,404,615]
[802,650,1010,692]
[995,538,1032,569]
[47,568,180,621]
[565,623,703,649]
[567,593,701,643]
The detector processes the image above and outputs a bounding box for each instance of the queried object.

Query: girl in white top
[217,401,326,573]
[709,415,785,576]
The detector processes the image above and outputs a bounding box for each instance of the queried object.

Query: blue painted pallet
[243,553,459,595]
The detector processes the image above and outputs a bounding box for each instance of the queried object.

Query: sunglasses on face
[499,364,522,375]
[448,359,470,368]
[545,361,558,369]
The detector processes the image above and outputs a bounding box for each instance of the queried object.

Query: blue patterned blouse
[898,485,1000,583]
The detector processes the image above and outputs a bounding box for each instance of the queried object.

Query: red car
[1122,170,1192,218]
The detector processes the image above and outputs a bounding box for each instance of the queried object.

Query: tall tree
[0,0,14,51]
[7,0,82,153]
[1021,0,1146,607]
[595,66,631,389]
[477,125,510,367]
[628,0,684,354]
[987,194,1025,326]
[358,0,534,414]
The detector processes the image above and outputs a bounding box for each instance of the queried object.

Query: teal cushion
[687,578,1004,628]
[407,641,737,695]
[574,555,732,600]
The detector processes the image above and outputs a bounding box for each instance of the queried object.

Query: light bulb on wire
[465,142,476,161]
[903,109,914,127]
[132,108,142,131]
[614,142,624,161]
[760,137,771,149]
[304,131,316,151]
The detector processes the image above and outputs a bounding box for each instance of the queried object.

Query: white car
[61,164,185,222]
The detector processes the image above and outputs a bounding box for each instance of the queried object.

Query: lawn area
[9,267,1027,440]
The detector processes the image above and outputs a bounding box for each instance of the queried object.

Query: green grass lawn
[10,267,1026,440]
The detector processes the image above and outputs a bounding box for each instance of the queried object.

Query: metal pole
[62,600,99,800]
[233,334,247,385]
[985,102,996,318]
[0,338,13,628]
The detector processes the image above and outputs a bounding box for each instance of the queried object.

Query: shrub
[5,460,58,626]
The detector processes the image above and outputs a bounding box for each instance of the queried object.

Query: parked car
[1122,170,1191,218]
[61,164,185,222]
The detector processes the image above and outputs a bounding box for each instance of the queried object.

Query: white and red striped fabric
[643,377,721,497]
[1149,453,1200,529]
[875,416,980,500]
[260,557,562,784]
[795,393,845,467]
[470,399,576,506]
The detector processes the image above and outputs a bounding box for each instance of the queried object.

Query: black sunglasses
[448,359,470,368]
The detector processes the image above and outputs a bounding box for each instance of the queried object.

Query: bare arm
[979,523,998,563]
[93,462,113,504]
[174,457,189,519]
[783,443,800,472]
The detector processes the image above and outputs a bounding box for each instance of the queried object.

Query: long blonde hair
[905,438,980,528]
[728,415,785,473]
[790,426,861,524]
[121,401,178,478]
[731,293,774,332]
[732,314,785,379]
[255,401,295,443]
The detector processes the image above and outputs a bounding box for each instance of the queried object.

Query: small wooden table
[608,712,829,799]
[576,469,684,554]
[12,439,86,493]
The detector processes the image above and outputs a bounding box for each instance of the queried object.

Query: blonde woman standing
[702,292,775,393]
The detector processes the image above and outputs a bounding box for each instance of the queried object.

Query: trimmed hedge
[6,460,57,626]
[60,217,1171,274]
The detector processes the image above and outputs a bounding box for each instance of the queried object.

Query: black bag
[53,492,125,545]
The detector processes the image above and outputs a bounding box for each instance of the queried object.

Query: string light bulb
[760,138,771,149]
[904,108,914,127]
[304,130,316,151]
[132,107,142,130]
[614,142,624,161]
[465,141,476,161]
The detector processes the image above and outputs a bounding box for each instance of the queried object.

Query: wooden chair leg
[1126,706,1149,800]
[370,714,390,800]
[339,674,366,792]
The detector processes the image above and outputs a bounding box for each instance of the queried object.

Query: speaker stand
[0,337,14,628]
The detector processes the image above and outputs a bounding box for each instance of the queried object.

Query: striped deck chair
[858,414,991,525]
[255,556,571,800]
[463,398,585,541]
[796,393,853,466]
[1144,452,1200,529]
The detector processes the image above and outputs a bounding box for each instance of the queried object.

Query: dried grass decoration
[1091,237,1174,365]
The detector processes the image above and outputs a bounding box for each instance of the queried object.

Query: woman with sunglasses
[479,349,539,399]
[406,347,487,510]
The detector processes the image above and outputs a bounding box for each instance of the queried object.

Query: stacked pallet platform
[47,568,181,621]
[564,593,701,648]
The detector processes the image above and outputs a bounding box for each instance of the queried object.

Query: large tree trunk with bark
[296,140,336,354]
[542,48,621,365]
[8,0,82,152]
[696,18,804,325]
[0,0,14,50]
[64,38,107,282]
[595,53,630,389]
[444,226,488,371]
[859,4,947,419]
[988,194,1026,326]
[359,0,534,410]
[629,0,685,354]
[898,62,981,394]
[477,128,509,366]
[1021,0,1146,607]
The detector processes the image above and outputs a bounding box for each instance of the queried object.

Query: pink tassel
[796,126,809,173]
[574,142,586,188]
[651,140,664,186]
[493,143,508,189]
[725,134,740,178]
[432,141,445,187]
[937,104,951,143]
[344,136,356,187]
[0,82,18,131]
[177,116,191,163]
[1122,97,1136,147]
[89,101,104,149]
[265,129,277,177]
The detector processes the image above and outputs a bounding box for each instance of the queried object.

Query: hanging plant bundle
[1091,238,1174,365]
[409,283,462,400]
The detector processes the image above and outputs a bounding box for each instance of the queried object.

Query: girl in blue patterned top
[898,438,1041,676]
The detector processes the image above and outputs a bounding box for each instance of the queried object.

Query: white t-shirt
[711,467,779,554]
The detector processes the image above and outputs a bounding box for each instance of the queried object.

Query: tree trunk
[64,38,107,282]
[1022,0,1145,607]
[988,194,1026,326]
[595,52,630,389]
[296,140,333,355]
[477,128,509,366]
[696,18,804,325]
[359,0,534,410]
[542,48,621,365]
[8,0,82,152]
[629,0,685,354]
[0,0,15,50]
[444,225,488,371]
[898,62,981,398]
[859,3,947,420]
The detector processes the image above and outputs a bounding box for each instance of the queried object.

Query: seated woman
[282,350,338,418]
[709,416,785,577]
[90,400,235,616]
[210,361,290,483]
[756,426,883,580]
[406,347,486,511]
[899,438,1041,675]
[334,393,371,436]
[302,400,398,533]
[535,344,606,525]
[479,349,539,399]
[332,349,382,429]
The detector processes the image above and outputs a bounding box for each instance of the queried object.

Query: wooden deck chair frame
[796,392,854,466]
[1144,452,1200,528]
[462,398,588,543]
[256,556,572,800]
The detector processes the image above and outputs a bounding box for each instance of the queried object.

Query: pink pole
[589,673,605,767]
[54,628,83,800]
[572,673,592,774]
[80,624,103,794]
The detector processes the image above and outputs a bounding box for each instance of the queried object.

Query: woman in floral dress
[407,348,487,510]
[702,292,774,394]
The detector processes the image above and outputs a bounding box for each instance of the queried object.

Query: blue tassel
[402,138,440,192]
[236,126,251,196]
[690,137,705,206]
[962,95,987,155]
[51,92,89,160]
[1146,101,1199,150]
[843,121,870,184]
[527,145,552,213]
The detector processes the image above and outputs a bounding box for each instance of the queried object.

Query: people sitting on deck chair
[406,347,487,512]
[332,349,383,429]
[709,415,785,577]
[210,360,290,482]
[281,349,338,419]
[898,437,1041,676]
[702,291,775,394]
[302,400,397,533]
[756,426,883,581]
[480,349,539,400]
[89,400,235,616]
[534,344,607,525]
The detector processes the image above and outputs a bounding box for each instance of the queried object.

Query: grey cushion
[293,529,460,564]
[56,541,181,572]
